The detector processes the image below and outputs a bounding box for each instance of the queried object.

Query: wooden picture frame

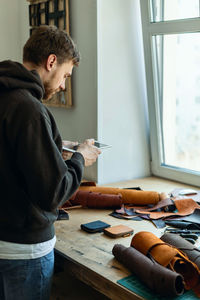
[27,0,72,108]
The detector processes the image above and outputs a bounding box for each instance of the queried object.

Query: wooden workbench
[54,176,199,300]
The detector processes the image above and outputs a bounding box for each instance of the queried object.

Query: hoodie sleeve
[14,103,84,211]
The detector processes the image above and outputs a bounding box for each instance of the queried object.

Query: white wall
[0,0,20,61]
[52,0,151,184]
[97,0,150,184]
[0,0,29,62]
[0,0,151,184]
[49,0,98,181]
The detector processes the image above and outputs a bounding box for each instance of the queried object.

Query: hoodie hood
[0,60,44,100]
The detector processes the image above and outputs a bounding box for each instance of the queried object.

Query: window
[140,0,200,186]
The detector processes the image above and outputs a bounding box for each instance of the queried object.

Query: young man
[0,25,100,300]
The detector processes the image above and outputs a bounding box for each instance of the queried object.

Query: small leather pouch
[80,220,110,233]
[104,224,133,238]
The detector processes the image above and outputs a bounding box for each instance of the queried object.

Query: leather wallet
[80,220,110,233]
[104,224,133,238]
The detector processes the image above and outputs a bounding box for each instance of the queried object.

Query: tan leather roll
[79,186,160,205]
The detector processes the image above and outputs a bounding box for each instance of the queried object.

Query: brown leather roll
[79,186,160,205]
[68,190,123,208]
[112,244,184,297]
[161,233,200,270]
[131,231,200,292]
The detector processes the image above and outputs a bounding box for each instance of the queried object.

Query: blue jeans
[0,250,54,300]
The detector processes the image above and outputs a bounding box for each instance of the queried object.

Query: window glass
[151,0,199,22]
[154,32,200,171]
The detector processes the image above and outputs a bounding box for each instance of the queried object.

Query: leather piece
[125,197,174,212]
[135,198,200,219]
[79,186,160,205]
[112,244,184,297]
[165,220,200,230]
[166,208,200,223]
[131,231,200,291]
[161,233,200,269]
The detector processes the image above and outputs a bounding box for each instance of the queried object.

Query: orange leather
[135,198,200,219]
[131,231,200,293]
[78,186,160,205]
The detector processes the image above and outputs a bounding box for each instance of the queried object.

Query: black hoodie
[0,60,84,244]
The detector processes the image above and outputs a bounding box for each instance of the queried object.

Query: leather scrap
[124,197,174,212]
[135,198,200,220]
[166,208,200,224]
[165,220,200,230]
[112,244,184,297]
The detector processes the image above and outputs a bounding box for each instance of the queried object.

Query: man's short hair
[23,25,80,66]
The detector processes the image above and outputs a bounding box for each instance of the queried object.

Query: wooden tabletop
[54,176,199,300]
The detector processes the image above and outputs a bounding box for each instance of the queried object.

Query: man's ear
[46,54,57,71]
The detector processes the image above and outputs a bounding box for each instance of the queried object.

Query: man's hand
[62,140,79,149]
[76,139,101,166]
[62,140,78,160]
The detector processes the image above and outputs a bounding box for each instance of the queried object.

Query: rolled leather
[79,186,160,205]
[112,244,184,297]
[131,231,200,292]
[66,190,123,208]
[161,233,200,270]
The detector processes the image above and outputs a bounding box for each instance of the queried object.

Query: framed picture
[27,0,72,108]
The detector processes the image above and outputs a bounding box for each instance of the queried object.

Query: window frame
[140,0,200,186]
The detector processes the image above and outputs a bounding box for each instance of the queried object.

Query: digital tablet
[63,141,111,152]
[62,146,76,153]
[93,141,111,149]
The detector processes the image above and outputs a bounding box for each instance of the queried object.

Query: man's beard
[43,80,59,101]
